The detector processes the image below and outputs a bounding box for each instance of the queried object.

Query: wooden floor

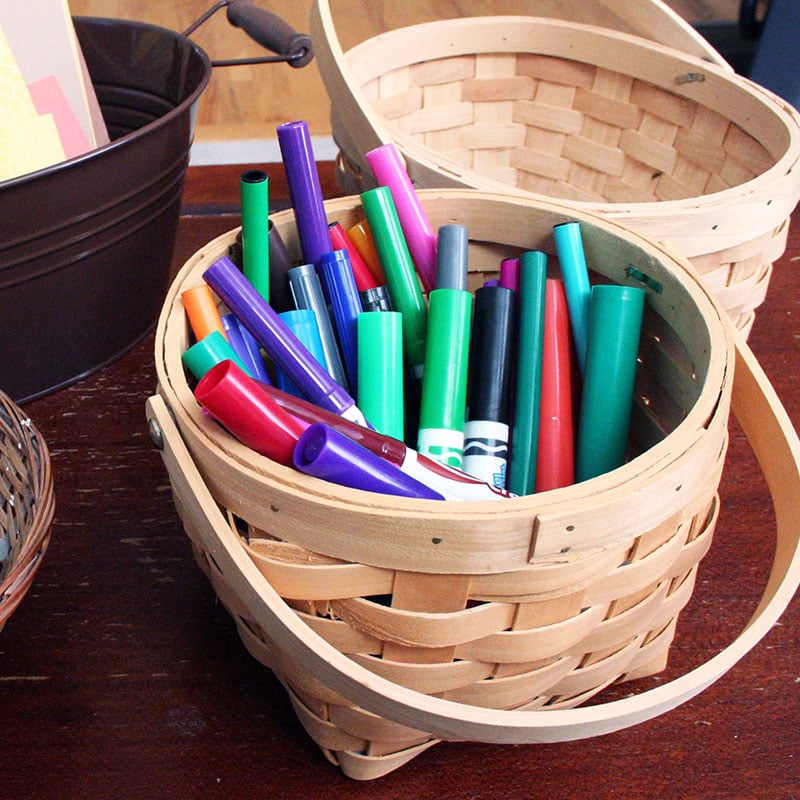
[71,0,743,146]
[0,163,797,797]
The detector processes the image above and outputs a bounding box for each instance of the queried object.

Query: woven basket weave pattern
[0,392,53,630]
[314,12,800,338]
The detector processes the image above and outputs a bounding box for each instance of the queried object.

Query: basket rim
[317,14,800,253]
[155,189,734,571]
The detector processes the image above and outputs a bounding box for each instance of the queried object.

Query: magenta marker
[277,120,332,268]
[260,382,514,501]
[294,422,446,500]
[365,143,438,293]
[500,258,521,293]
[204,256,370,428]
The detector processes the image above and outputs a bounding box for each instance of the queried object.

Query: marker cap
[293,422,445,500]
[576,284,646,482]
[553,220,592,375]
[365,143,438,292]
[182,330,250,380]
[181,283,226,342]
[276,308,327,396]
[436,224,469,291]
[194,359,306,466]
[240,169,270,300]
[357,311,404,441]
[359,285,393,312]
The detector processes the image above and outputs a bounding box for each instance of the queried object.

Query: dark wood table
[2,164,798,798]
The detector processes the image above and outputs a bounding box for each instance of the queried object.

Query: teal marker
[417,287,473,468]
[357,311,404,440]
[240,169,270,300]
[360,186,428,386]
[553,221,591,375]
[182,330,250,381]
[508,250,547,496]
[576,284,646,481]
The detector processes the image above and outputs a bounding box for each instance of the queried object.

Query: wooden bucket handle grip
[147,327,800,744]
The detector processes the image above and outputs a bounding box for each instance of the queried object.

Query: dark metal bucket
[0,7,312,403]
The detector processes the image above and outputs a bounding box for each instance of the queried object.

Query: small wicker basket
[148,190,800,778]
[0,392,54,631]
[310,5,800,337]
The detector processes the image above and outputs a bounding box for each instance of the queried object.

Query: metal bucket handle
[184,0,314,68]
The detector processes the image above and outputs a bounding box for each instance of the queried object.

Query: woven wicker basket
[0,392,54,631]
[310,4,800,338]
[149,191,800,780]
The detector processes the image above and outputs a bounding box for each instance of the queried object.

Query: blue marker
[320,249,363,394]
[204,256,370,428]
[276,308,327,397]
[221,312,271,384]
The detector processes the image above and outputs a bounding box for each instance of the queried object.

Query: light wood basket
[310,4,800,338]
[0,392,54,631]
[149,191,800,780]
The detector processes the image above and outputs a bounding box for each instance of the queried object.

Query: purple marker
[277,120,332,268]
[204,256,370,428]
[221,312,272,384]
[365,143,438,293]
[293,422,445,500]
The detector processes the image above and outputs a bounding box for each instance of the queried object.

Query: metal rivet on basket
[148,419,164,451]
[675,72,706,84]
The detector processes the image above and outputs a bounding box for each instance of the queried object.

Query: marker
[417,287,472,468]
[258,382,514,501]
[361,186,428,385]
[576,284,646,482]
[536,279,575,492]
[463,285,516,489]
[357,311,404,441]
[182,330,250,381]
[240,169,270,299]
[436,224,469,291]
[294,422,445,500]
[194,359,306,466]
[508,251,547,496]
[267,219,297,314]
[276,308,327,397]
[359,285,393,312]
[319,249,363,393]
[276,120,332,268]
[181,283,226,342]
[203,256,370,427]
[499,258,521,293]
[553,221,592,375]
[288,262,349,389]
[346,219,386,284]
[221,312,272,384]
[328,221,378,292]
[365,143,438,292]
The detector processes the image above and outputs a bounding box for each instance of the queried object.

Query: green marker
[360,186,428,385]
[357,312,404,440]
[417,288,473,468]
[508,250,547,496]
[240,169,270,300]
[576,284,646,481]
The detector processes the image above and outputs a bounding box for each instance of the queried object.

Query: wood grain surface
[0,163,797,797]
[68,0,740,145]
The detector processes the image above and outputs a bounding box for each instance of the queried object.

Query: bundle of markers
[180,120,646,503]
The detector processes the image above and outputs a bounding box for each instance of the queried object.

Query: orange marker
[328,221,378,291]
[345,219,386,284]
[181,283,227,342]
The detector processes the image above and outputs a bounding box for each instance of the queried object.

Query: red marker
[535,279,575,492]
[328,221,378,292]
[194,360,306,466]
